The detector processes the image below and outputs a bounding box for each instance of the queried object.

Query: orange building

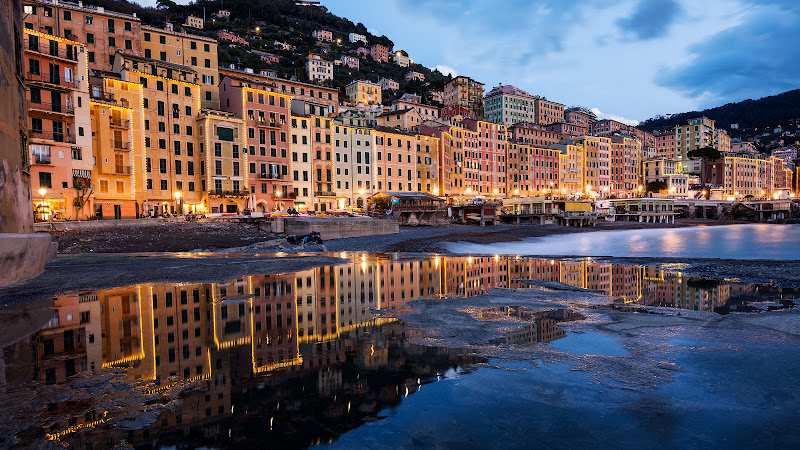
[25,29,93,221]
[23,0,142,73]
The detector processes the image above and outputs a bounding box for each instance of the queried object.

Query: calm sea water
[445,224,800,259]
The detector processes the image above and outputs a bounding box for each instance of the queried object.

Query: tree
[687,146,722,197]
[646,181,668,193]
[156,0,180,23]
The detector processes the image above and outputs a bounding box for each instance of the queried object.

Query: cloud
[617,0,683,40]
[655,0,800,107]
[434,65,457,77]
[368,28,381,36]
[591,108,640,126]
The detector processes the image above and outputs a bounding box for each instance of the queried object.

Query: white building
[349,32,367,44]
[378,77,399,91]
[394,52,409,67]
[306,53,333,82]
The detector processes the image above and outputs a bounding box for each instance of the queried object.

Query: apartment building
[508,122,566,147]
[312,29,333,42]
[184,15,203,29]
[564,107,595,128]
[675,116,716,163]
[391,94,439,121]
[219,67,339,117]
[483,84,536,125]
[198,109,249,214]
[218,75,292,212]
[348,32,367,44]
[443,76,484,118]
[404,71,424,82]
[115,53,204,216]
[610,135,641,195]
[25,29,93,221]
[340,55,359,70]
[306,53,333,82]
[533,98,564,125]
[394,52,409,67]
[551,141,585,194]
[373,128,417,193]
[141,25,219,109]
[333,124,374,208]
[370,44,389,63]
[642,159,689,196]
[461,119,507,196]
[22,0,142,72]
[378,77,398,92]
[345,79,381,105]
[654,129,676,158]
[574,135,611,195]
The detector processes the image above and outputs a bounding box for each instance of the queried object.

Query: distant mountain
[85,0,453,105]
[638,89,800,140]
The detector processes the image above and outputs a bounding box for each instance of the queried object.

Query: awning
[73,169,91,178]
[293,201,306,205]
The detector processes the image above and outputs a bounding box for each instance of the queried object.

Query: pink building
[312,30,333,42]
[217,30,249,46]
[655,130,676,158]
[356,47,369,57]
[340,55,359,70]
[370,44,389,63]
[545,122,589,136]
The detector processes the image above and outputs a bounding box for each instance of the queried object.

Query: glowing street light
[38,188,47,197]
[255,26,261,33]
[359,188,365,195]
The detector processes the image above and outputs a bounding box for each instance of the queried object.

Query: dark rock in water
[519,279,603,293]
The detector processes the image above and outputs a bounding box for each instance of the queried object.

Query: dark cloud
[617,0,683,40]
[656,1,800,107]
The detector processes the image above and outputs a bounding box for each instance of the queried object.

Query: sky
[138,0,800,125]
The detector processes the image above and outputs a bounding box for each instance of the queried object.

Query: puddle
[0,254,795,447]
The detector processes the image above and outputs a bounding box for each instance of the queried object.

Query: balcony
[111,139,130,150]
[26,72,78,90]
[115,165,132,175]
[314,191,336,197]
[29,129,76,143]
[32,154,52,165]
[109,118,130,128]
[28,101,75,116]
[257,172,282,180]
[25,39,80,61]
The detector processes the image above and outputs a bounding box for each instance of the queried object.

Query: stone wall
[266,217,399,239]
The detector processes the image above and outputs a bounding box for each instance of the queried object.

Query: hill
[638,89,800,142]
[83,0,453,106]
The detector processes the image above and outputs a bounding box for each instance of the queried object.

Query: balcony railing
[28,101,75,115]
[111,140,130,150]
[258,172,282,180]
[109,118,130,128]
[29,129,76,143]
[32,154,52,165]
[26,72,78,89]
[24,38,79,62]
[314,191,336,197]
[115,165,132,175]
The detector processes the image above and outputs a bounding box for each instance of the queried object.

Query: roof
[485,84,534,98]
[378,108,414,118]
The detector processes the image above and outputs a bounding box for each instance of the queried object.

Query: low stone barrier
[261,217,399,239]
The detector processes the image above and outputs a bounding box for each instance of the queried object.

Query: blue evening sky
[138,0,800,125]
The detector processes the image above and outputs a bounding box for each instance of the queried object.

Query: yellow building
[675,116,715,163]
[140,24,219,109]
[115,53,202,216]
[90,96,138,218]
[198,109,248,213]
[345,79,381,105]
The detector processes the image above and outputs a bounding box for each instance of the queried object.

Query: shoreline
[3,220,797,308]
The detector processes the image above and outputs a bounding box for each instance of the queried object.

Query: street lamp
[174,191,182,215]
[37,188,47,222]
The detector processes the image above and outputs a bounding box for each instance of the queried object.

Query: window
[159,36,166,45]
[191,41,197,50]
[125,22,132,31]
[108,36,115,47]
[125,39,132,50]
[144,32,151,42]
[191,56,197,66]
[38,172,52,189]
[204,43,210,52]
[108,19,115,33]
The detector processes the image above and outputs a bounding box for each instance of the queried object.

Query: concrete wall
[0,234,53,286]
[274,217,399,240]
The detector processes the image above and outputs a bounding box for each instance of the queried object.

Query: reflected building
[0,255,750,447]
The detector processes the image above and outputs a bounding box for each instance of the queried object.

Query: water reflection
[0,255,787,447]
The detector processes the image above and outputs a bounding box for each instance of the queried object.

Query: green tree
[646,181,668,193]
[687,146,722,197]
